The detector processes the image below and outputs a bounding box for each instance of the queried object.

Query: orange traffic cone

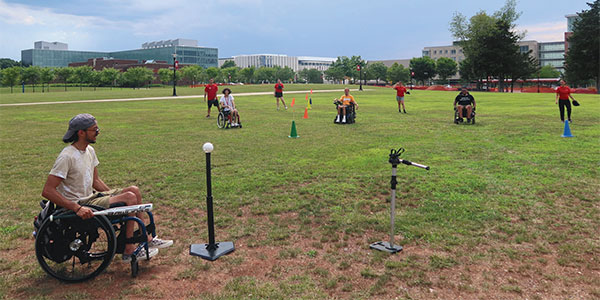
[303,107,309,119]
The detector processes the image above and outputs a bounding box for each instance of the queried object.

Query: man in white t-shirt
[42,114,172,262]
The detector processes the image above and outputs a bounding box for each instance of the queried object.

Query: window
[519,45,529,53]
[433,50,437,54]
[444,50,448,54]
[451,49,456,54]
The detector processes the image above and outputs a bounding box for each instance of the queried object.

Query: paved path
[0,89,369,107]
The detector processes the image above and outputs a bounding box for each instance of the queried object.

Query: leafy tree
[436,57,458,82]
[324,63,345,82]
[367,62,387,84]
[71,66,94,91]
[386,63,410,84]
[509,51,538,92]
[205,67,220,82]
[220,60,236,69]
[1,66,21,93]
[537,65,560,78]
[100,68,120,88]
[55,67,74,91]
[239,66,255,83]
[255,67,275,83]
[564,0,599,91]
[410,57,436,85]
[89,70,104,90]
[121,67,153,88]
[450,0,526,92]
[182,65,204,85]
[39,67,55,92]
[21,66,41,93]
[299,68,323,83]
[274,66,295,82]
[157,68,172,85]
[222,67,239,82]
[0,58,20,69]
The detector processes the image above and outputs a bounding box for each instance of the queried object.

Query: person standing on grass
[555,80,578,123]
[204,78,219,118]
[393,81,410,113]
[42,114,173,263]
[274,79,287,110]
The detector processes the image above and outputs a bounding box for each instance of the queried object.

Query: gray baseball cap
[62,113,96,142]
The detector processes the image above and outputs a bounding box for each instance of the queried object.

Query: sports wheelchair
[217,109,241,129]
[454,106,476,124]
[333,100,356,124]
[33,200,156,282]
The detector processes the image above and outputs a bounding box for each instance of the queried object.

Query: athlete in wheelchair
[217,88,242,129]
[35,113,172,282]
[334,88,358,124]
[454,88,476,124]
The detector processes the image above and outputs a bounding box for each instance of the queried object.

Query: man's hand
[76,206,94,219]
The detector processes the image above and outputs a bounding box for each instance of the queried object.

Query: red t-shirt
[204,84,218,100]
[274,83,284,93]
[394,86,407,97]
[556,86,571,100]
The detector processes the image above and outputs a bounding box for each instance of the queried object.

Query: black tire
[217,112,225,129]
[35,209,116,282]
[471,117,475,124]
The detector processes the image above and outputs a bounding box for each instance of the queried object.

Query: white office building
[34,41,68,50]
[220,54,336,72]
[298,56,336,71]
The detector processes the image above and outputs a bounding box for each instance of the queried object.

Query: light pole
[172,53,178,97]
[357,64,363,91]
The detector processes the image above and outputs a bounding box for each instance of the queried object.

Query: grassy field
[0,85,599,299]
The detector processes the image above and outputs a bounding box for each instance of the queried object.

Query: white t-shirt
[49,145,99,202]
[219,95,235,110]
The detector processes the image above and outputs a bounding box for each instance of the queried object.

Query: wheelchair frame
[33,201,156,282]
[217,109,241,129]
[454,106,476,124]
[333,101,357,124]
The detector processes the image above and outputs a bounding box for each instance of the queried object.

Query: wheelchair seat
[454,106,476,124]
[333,101,356,124]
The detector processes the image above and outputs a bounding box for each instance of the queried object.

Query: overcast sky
[0,0,589,61]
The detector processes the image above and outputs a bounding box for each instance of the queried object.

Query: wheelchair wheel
[35,209,116,282]
[217,112,226,129]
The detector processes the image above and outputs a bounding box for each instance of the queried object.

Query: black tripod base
[370,241,402,253]
[190,241,235,261]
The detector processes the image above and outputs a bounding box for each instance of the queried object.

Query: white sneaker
[342,116,346,123]
[336,115,340,122]
[122,247,158,262]
[285,106,288,110]
[148,237,173,249]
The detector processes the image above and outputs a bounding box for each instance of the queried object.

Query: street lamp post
[358,65,363,91]
[172,53,178,96]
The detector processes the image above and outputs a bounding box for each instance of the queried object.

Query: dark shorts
[208,99,218,108]
[274,92,283,98]
[457,102,472,106]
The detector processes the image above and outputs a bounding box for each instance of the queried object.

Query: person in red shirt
[555,80,578,122]
[274,79,287,110]
[393,81,410,113]
[204,78,219,118]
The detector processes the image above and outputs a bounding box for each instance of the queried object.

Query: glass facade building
[21,46,218,68]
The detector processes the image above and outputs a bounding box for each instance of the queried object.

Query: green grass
[0,84,599,299]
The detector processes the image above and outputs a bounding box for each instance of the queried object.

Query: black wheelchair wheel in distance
[35,208,116,282]
[217,112,226,129]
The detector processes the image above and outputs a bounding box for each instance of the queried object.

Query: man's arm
[204,89,208,102]
[42,175,94,219]
[472,96,476,109]
[92,167,110,192]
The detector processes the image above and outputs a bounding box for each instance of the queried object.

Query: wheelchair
[217,109,241,129]
[454,106,476,124]
[333,100,356,124]
[33,200,156,282]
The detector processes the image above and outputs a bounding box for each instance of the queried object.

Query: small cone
[561,120,574,137]
[303,107,309,119]
[289,120,299,138]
